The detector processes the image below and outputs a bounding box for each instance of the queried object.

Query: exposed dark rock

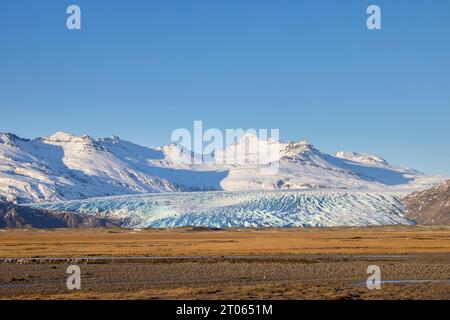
[404,180,450,225]
[0,200,121,229]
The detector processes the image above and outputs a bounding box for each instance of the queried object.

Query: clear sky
[1,0,449,175]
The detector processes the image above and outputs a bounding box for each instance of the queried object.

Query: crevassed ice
[33,190,412,228]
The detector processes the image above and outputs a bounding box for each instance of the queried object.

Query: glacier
[32,190,413,228]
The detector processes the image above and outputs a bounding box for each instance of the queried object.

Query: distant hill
[0,200,121,228]
[404,180,450,225]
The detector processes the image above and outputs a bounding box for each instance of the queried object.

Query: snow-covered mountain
[0,131,445,204]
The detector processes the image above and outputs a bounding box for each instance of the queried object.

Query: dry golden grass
[1,226,450,258]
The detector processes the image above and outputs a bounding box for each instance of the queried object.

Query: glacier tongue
[33,190,412,228]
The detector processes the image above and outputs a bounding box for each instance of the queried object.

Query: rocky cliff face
[404,180,450,225]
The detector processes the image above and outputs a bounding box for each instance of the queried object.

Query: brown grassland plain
[1,226,450,257]
[0,226,449,300]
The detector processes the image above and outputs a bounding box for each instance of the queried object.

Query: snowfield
[33,190,412,228]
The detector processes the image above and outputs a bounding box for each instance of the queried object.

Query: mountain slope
[0,200,120,228]
[0,132,222,203]
[403,180,450,225]
[0,132,445,203]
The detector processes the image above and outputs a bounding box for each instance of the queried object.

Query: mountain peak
[0,133,28,146]
[44,132,97,145]
[232,133,279,146]
[283,140,317,155]
[335,151,387,165]
[46,131,78,141]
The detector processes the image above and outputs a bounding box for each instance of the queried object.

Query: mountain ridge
[0,199,121,228]
[404,180,450,225]
[0,131,445,204]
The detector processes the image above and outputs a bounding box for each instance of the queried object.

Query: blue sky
[1,0,449,174]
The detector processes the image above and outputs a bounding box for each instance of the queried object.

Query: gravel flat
[1,253,449,299]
